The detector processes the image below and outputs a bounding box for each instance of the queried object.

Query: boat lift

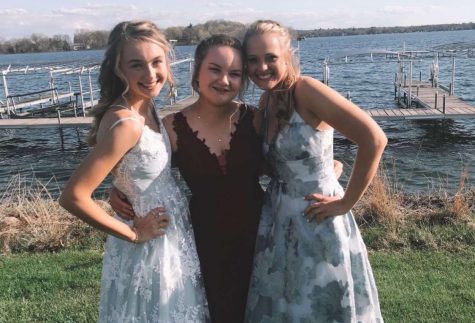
[0,64,100,118]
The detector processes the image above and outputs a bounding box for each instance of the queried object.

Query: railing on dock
[0,55,194,119]
[322,46,475,121]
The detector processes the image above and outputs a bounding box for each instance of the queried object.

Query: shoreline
[1,173,473,254]
[1,22,474,54]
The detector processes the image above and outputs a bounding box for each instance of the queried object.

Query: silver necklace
[194,106,240,142]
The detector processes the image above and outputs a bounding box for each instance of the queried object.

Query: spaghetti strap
[110,104,130,110]
[108,117,141,131]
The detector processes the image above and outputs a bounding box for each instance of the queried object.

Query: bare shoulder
[294,76,325,95]
[97,108,143,145]
[293,75,344,111]
[162,113,179,152]
[162,113,177,138]
[162,113,175,128]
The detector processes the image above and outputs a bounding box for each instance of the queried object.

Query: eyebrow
[209,62,242,69]
[126,55,164,64]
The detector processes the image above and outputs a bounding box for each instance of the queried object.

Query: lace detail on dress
[99,109,209,322]
[171,105,264,323]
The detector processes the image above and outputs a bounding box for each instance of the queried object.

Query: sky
[0,0,474,39]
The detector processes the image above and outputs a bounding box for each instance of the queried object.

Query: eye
[152,59,163,66]
[230,71,242,78]
[266,55,278,63]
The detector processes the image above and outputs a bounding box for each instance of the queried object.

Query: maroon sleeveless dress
[172,104,264,323]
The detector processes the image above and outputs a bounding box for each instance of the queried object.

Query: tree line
[298,22,475,38]
[0,30,109,54]
[1,20,474,54]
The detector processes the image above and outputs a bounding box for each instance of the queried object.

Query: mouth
[255,72,273,81]
[139,79,160,90]
[212,86,231,94]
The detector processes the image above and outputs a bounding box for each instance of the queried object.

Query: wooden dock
[367,81,475,120]
[0,96,197,129]
[1,84,474,128]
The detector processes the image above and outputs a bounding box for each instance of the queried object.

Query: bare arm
[59,117,168,242]
[109,186,135,220]
[295,76,387,222]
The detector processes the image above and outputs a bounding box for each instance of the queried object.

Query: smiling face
[245,32,289,91]
[119,40,168,102]
[197,45,243,106]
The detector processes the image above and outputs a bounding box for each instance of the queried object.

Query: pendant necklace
[195,106,239,143]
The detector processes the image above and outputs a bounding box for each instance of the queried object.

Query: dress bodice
[265,110,340,197]
[112,119,184,218]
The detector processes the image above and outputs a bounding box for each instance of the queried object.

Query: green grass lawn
[371,248,475,323]
[0,250,102,322]
[1,248,474,322]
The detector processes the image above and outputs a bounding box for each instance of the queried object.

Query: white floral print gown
[246,109,383,322]
[99,111,209,322]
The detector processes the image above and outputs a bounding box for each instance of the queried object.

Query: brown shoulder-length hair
[243,19,300,90]
[191,34,246,100]
[87,20,174,146]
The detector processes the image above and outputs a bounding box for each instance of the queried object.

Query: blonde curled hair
[87,20,174,146]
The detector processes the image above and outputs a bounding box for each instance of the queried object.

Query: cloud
[0,8,28,15]
[206,2,235,8]
[52,4,140,17]
[377,5,425,15]
[0,2,471,39]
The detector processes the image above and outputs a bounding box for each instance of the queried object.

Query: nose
[257,61,268,73]
[144,64,156,80]
[218,73,230,85]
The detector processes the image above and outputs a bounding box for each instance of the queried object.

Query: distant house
[72,43,90,51]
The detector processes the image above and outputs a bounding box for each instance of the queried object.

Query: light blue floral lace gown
[99,106,209,323]
[246,107,383,322]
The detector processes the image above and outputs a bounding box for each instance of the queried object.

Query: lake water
[0,30,474,195]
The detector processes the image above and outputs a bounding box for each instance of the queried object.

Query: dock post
[443,94,446,114]
[416,85,419,96]
[419,71,422,81]
[407,61,413,107]
[78,74,86,116]
[49,71,57,104]
[189,60,194,96]
[57,110,62,125]
[323,61,330,85]
[346,91,351,101]
[450,56,455,96]
[434,92,438,110]
[88,69,94,109]
[2,71,10,115]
